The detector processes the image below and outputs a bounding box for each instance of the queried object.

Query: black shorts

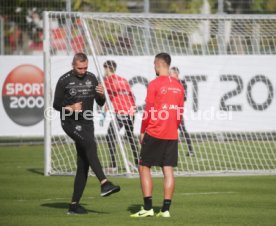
[139,133,178,167]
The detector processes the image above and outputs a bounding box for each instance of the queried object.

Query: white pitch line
[17,196,95,202]
[16,192,237,201]
[178,191,237,196]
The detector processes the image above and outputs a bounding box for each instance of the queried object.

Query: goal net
[44,12,276,176]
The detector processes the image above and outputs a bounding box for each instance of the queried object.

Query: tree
[149,0,204,14]
[73,0,129,12]
[211,0,276,14]
[0,0,67,53]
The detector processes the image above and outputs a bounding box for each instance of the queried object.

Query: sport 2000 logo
[2,64,44,126]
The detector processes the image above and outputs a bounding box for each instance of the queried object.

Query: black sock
[143,196,152,210]
[161,199,171,212]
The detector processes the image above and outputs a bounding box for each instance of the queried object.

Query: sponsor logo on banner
[2,64,44,126]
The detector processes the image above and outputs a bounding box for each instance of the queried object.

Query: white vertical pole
[43,11,51,176]
[218,0,226,54]
[218,0,224,14]
[81,16,132,176]
[143,0,150,55]
[0,16,4,55]
[65,0,72,55]
[144,0,149,13]
[252,21,260,54]
[66,0,72,12]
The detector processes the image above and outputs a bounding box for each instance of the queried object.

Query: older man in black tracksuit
[53,53,120,214]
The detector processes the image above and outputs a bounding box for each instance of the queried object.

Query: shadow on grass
[27,168,44,175]
[41,202,109,214]
[127,204,160,214]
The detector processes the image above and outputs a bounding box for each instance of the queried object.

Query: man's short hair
[103,60,117,72]
[72,52,88,65]
[155,52,171,66]
[170,66,180,75]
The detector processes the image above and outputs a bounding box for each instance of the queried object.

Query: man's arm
[129,88,136,105]
[123,79,136,103]
[140,102,153,134]
[177,87,185,127]
[95,83,106,106]
[140,82,155,142]
[53,79,65,112]
[180,79,187,102]
[125,80,137,114]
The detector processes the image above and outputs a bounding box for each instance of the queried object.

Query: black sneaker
[101,181,120,197]
[67,203,88,214]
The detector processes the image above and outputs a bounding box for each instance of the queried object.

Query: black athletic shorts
[139,133,178,167]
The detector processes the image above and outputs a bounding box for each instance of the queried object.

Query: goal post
[43,11,51,176]
[44,12,276,176]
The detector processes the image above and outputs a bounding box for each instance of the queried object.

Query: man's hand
[65,102,82,112]
[96,84,105,97]
[140,133,145,144]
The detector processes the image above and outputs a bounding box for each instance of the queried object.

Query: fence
[1,0,275,56]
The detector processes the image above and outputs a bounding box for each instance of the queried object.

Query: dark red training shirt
[141,75,184,140]
[104,74,135,115]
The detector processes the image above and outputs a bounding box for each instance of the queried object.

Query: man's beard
[74,71,86,78]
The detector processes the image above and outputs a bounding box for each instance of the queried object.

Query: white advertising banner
[0,56,44,136]
[0,55,275,136]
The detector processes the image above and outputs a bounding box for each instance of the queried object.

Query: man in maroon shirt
[102,60,139,171]
[170,66,194,157]
[130,53,184,218]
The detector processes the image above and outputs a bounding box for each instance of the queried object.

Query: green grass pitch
[0,145,275,226]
